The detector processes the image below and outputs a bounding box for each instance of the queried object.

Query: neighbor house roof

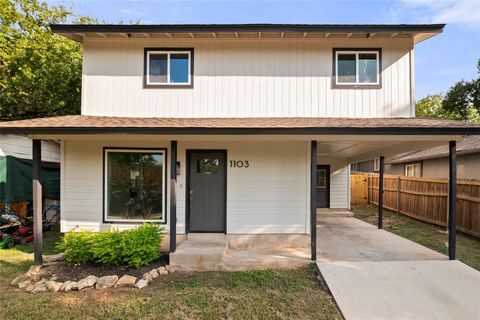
[50,23,445,44]
[388,135,480,164]
[1,115,479,135]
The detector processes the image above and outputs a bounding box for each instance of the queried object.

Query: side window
[333,49,381,89]
[405,163,422,177]
[144,48,193,88]
[373,158,380,172]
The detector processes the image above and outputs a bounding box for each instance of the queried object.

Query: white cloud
[402,0,480,29]
[118,8,144,17]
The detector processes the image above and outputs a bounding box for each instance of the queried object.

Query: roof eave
[0,126,476,136]
[50,23,445,43]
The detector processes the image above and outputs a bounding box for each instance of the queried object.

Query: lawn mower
[0,214,21,249]
[0,234,15,249]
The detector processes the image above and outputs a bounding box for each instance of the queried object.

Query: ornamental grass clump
[56,223,164,268]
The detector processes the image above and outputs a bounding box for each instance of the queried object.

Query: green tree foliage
[0,0,93,120]
[416,59,480,122]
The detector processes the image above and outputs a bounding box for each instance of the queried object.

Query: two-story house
[2,24,480,268]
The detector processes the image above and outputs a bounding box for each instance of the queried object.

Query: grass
[0,229,341,320]
[352,204,480,271]
[0,226,60,280]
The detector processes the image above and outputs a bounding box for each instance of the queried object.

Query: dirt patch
[46,255,168,282]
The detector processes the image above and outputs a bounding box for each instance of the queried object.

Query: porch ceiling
[317,139,454,170]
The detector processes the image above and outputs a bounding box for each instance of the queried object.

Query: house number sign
[229,160,250,168]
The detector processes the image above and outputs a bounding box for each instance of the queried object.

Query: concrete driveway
[316,217,480,320]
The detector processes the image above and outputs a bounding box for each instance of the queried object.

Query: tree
[415,94,444,118]
[416,59,480,122]
[0,0,93,121]
[442,58,480,119]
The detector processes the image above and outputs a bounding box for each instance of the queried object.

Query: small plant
[56,223,164,268]
[56,230,94,264]
[89,227,125,265]
[122,223,164,269]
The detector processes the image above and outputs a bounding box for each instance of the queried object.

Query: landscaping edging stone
[10,253,176,294]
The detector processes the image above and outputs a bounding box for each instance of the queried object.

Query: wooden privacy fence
[350,172,480,238]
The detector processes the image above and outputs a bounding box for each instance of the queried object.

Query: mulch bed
[47,255,169,282]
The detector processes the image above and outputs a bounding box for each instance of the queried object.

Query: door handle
[190,190,193,209]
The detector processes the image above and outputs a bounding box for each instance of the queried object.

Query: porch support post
[448,141,457,260]
[310,141,317,261]
[378,156,384,229]
[32,139,43,266]
[170,141,177,253]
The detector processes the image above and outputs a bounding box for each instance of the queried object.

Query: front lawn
[0,230,341,320]
[352,204,480,271]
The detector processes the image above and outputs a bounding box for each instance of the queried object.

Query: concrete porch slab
[317,217,446,262]
[317,260,480,320]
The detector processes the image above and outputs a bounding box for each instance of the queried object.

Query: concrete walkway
[316,217,480,320]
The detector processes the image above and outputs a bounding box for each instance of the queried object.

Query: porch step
[317,209,354,219]
[187,233,226,243]
[169,239,229,271]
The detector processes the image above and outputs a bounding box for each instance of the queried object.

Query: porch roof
[1,115,480,135]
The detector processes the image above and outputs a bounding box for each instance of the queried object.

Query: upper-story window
[144,48,194,88]
[333,48,381,89]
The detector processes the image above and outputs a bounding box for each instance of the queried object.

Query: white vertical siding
[176,140,308,234]
[61,139,171,232]
[0,134,60,162]
[61,138,309,234]
[82,37,413,118]
[330,165,350,209]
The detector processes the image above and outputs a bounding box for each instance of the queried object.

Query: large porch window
[104,149,166,223]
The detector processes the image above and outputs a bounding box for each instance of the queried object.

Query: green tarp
[0,156,60,204]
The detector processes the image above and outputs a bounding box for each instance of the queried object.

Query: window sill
[331,83,382,90]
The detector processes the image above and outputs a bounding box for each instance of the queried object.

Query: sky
[47,0,480,99]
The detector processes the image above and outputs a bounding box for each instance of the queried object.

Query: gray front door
[188,151,226,233]
[316,165,330,208]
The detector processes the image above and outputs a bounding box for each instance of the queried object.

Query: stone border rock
[10,253,176,294]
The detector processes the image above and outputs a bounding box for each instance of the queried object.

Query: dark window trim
[185,149,227,234]
[332,48,382,89]
[102,147,168,225]
[143,48,194,89]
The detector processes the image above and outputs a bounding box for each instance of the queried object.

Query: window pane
[170,53,189,83]
[358,53,378,83]
[317,169,327,188]
[107,152,164,221]
[149,54,167,83]
[198,158,219,174]
[337,54,356,83]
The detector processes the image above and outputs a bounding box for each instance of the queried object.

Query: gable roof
[50,23,445,44]
[388,135,480,164]
[1,115,479,135]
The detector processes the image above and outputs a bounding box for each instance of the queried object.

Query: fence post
[378,156,385,229]
[396,176,400,215]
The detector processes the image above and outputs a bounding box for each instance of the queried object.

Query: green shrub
[56,224,164,269]
[122,223,164,269]
[56,230,94,264]
[89,227,125,266]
